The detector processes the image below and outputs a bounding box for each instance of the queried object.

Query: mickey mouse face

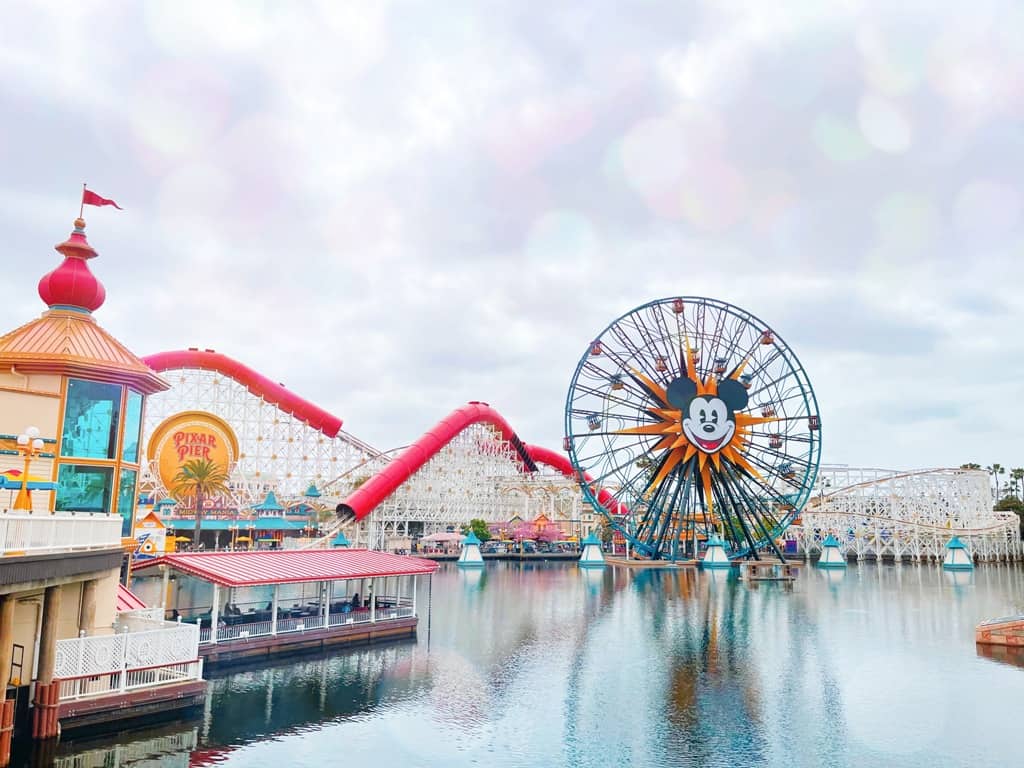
[666,375,749,455]
[683,396,735,453]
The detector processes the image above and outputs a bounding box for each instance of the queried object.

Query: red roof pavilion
[132,549,438,588]
[116,584,148,611]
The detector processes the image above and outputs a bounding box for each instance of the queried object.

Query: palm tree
[1011,468,1024,500]
[172,459,231,546]
[987,463,1006,500]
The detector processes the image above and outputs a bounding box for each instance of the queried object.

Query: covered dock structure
[131,550,438,665]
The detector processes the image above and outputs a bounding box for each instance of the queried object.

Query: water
[40,563,1024,767]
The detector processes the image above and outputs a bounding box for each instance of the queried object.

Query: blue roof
[706,534,726,547]
[154,498,177,508]
[332,531,351,547]
[304,483,321,498]
[462,531,482,546]
[822,534,841,547]
[581,531,602,546]
[0,478,57,491]
[251,491,284,512]
[945,535,968,549]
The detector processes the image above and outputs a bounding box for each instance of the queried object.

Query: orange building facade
[0,218,203,757]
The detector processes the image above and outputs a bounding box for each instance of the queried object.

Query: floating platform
[57,679,206,734]
[975,615,1024,648]
[200,617,418,667]
[739,561,801,581]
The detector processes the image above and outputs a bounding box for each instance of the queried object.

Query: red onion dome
[38,218,106,312]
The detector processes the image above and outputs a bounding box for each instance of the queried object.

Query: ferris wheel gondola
[564,297,821,561]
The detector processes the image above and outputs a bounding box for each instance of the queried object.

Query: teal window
[121,391,144,463]
[55,464,114,514]
[118,469,138,536]
[61,379,122,459]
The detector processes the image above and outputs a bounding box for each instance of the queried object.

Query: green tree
[1011,468,1024,500]
[172,459,231,543]
[460,518,492,542]
[995,495,1024,536]
[598,518,614,546]
[987,463,1005,498]
[960,463,982,470]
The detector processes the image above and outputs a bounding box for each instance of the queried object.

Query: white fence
[197,598,415,644]
[57,660,203,703]
[0,511,123,556]
[54,621,202,701]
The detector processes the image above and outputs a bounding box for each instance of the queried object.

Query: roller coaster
[137,349,1021,562]
[795,466,1021,562]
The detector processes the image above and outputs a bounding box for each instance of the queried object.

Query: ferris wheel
[564,297,821,561]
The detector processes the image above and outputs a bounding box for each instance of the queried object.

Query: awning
[133,549,439,587]
[421,532,462,543]
[116,584,147,611]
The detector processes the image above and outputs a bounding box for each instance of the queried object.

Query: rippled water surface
[44,563,1024,767]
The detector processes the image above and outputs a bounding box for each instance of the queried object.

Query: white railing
[215,619,275,641]
[196,600,416,644]
[54,623,200,679]
[328,609,373,628]
[118,607,166,623]
[57,659,203,702]
[0,511,123,556]
[275,615,325,634]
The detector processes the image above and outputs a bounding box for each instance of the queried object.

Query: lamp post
[14,426,45,512]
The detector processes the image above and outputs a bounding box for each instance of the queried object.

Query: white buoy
[700,534,732,569]
[817,534,847,569]
[942,536,974,571]
[578,532,606,568]
[457,531,485,568]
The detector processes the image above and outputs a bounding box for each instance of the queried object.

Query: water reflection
[41,562,1024,768]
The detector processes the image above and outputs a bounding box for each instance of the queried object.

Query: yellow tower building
[0,218,202,753]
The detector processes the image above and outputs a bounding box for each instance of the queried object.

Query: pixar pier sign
[173,430,220,461]
[147,411,240,493]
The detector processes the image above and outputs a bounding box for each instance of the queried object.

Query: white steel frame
[795,467,1022,562]
[140,366,380,508]
[347,424,588,551]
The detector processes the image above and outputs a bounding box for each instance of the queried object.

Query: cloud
[1,0,1023,473]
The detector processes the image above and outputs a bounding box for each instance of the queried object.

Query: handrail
[0,511,123,556]
[818,467,987,498]
[802,508,1018,535]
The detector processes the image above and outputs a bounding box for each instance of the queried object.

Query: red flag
[82,188,122,210]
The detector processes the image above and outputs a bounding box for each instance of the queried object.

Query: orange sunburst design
[616,366,778,513]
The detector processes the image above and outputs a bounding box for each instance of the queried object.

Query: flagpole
[80,183,86,219]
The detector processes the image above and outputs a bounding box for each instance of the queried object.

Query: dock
[975,615,1024,648]
[131,549,438,668]
[739,560,801,581]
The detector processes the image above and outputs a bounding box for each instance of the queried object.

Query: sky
[1,0,1022,472]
